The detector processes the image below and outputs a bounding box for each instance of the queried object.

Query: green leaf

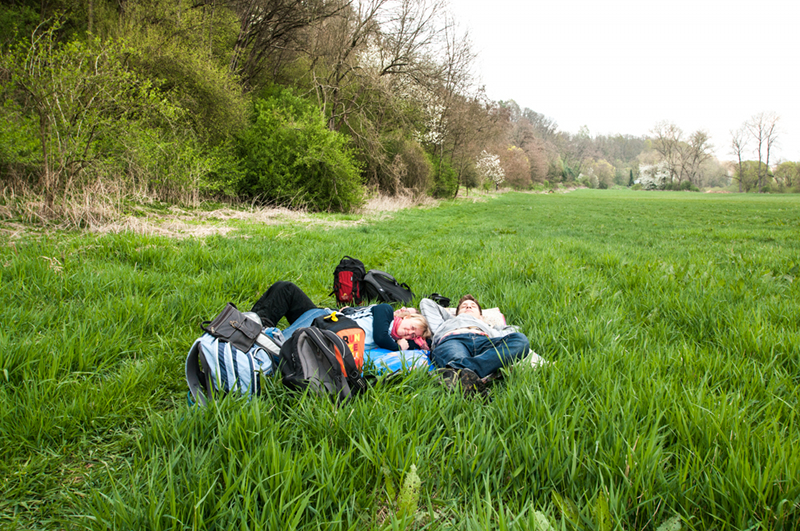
[656,515,682,531]
[552,492,579,524]
[595,492,612,531]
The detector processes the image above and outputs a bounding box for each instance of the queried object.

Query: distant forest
[2,0,797,222]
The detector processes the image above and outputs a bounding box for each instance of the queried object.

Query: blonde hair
[399,313,431,339]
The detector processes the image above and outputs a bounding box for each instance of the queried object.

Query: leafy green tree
[588,159,614,189]
[774,161,799,192]
[0,21,181,208]
[733,161,763,192]
[0,3,40,41]
[115,0,248,146]
[237,89,365,212]
[429,157,458,198]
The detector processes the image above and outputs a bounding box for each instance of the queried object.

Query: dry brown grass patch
[1,191,441,238]
[359,192,437,214]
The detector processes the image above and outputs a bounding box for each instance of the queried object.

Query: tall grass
[1,190,798,529]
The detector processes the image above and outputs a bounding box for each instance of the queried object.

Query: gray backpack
[277,326,368,402]
[363,269,414,304]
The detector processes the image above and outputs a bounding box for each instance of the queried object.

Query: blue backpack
[185,313,284,406]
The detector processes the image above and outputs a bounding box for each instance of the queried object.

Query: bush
[0,98,40,183]
[382,136,433,195]
[679,180,700,192]
[0,21,206,210]
[430,157,458,198]
[459,163,480,191]
[237,90,365,212]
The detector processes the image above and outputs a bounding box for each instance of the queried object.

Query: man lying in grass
[420,294,531,396]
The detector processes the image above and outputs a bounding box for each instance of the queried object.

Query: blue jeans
[432,332,530,378]
[282,308,330,338]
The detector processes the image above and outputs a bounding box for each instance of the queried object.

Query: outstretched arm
[419,298,451,335]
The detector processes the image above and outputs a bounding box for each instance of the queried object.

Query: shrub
[0,98,40,183]
[430,157,458,198]
[237,90,365,212]
[0,21,203,210]
[382,136,433,195]
[679,180,700,192]
[459,163,480,191]
[500,145,531,189]
[476,151,504,189]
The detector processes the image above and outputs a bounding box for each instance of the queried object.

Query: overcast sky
[447,0,799,162]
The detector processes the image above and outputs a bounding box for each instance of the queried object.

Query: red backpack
[330,256,366,305]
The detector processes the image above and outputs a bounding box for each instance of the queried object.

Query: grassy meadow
[1,189,798,530]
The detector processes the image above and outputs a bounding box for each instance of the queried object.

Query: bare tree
[225,0,344,86]
[293,0,461,195]
[554,126,594,181]
[423,16,478,196]
[679,130,713,186]
[304,0,448,132]
[729,126,748,193]
[522,108,558,142]
[651,122,713,187]
[442,92,503,193]
[650,121,683,184]
[499,145,530,189]
[746,112,780,193]
[374,0,447,79]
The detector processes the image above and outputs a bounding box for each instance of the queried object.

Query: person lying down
[420,294,536,396]
[249,281,432,373]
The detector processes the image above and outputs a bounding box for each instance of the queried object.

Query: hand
[397,338,409,350]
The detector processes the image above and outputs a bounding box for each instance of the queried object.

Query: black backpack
[363,269,414,304]
[277,326,368,402]
[331,256,366,306]
[312,312,366,373]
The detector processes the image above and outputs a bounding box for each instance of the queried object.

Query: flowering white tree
[476,150,504,188]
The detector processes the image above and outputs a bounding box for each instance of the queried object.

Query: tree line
[1,1,796,222]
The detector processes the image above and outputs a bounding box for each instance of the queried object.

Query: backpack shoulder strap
[304,327,355,401]
[186,339,215,406]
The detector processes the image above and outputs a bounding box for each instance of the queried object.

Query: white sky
[447,0,800,162]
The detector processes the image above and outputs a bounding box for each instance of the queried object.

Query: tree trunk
[39,113,54,209]
[737,159,743,193]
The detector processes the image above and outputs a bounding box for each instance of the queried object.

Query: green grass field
[2,189,798,530]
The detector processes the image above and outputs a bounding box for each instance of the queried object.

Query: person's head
[394,313,431,340]
[456,294,482,318]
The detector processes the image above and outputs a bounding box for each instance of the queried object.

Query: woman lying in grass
[420,294,531,396]
[250,281,430,351]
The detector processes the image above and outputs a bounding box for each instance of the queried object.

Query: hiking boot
[482,371,503,386]
[459,368,485,397]
[436,368,459,391]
